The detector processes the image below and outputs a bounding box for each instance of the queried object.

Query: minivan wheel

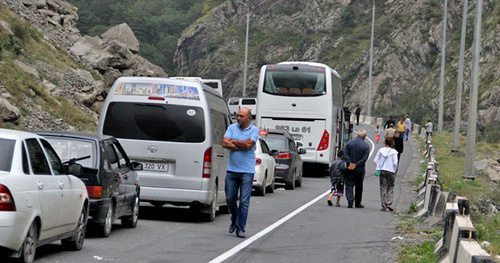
[19,221,37,263]
[62,206,87,251]
[285,173,296,190]
[122,195,139,228]
[98,204,113,237]
[203,185,217,222]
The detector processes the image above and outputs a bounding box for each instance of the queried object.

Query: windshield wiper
[63,155,91,165]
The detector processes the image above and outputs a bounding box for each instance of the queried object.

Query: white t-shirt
[425,122,433,133]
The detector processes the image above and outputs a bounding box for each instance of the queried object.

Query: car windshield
[262,135,288,152]
[103,102,206,143]
[0,139,15,172]
[45,138,96,168]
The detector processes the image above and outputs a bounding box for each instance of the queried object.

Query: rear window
[263,65,326,96]
[261,135,288,152]
[45,138,97,168]
[241,99,256,105]
[0,139,15,172]
[228,98,239,105]
[204,82,218,89]
[103,102,206,143]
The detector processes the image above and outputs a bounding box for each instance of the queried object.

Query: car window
[241,99,256,105]
[26,138,51,175]
[263,135,288,151]
[0,138,15,172]
[105,144,119,170]
[41,139,65,175]
[288,139,297,153]
[228,98,239,105]
[111,142,129,169]
[45,138,96,168]
[211,110,226,145]
[22,143,29,174]
[259,139,269,154]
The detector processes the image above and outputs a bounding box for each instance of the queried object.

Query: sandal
[386,205,394,211]
[380,207,387,212]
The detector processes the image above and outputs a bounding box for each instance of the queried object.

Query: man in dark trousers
[383,116,396,129]
[355,104,361,125]
[344,129,370,208]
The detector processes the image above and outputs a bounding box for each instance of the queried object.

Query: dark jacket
[394,136,404,154]
[383,118,396,129]
[330,159,347,181]
[344,137,370,168]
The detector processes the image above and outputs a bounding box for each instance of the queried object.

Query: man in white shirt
[404,115,411,141]
[425,120,433,141]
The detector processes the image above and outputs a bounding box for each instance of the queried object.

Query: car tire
[285,172,296,190]
[203,185,217,222]
[122,195,139,228]
[61,206,87,251]
[97,204,114,237]
[18,221,37,263]
[295,170,303,187]
[267,178,275,193]
[256,174,267,196]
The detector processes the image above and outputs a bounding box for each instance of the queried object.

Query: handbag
[375,156,387,176]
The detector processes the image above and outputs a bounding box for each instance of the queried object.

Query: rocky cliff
[0,0,167,131]
[174,0,499,140]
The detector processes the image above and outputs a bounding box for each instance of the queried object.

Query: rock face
[174,0,499,133]
[0,0,168,130]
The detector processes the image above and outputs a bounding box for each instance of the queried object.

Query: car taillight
[276,153,291,159]
[203,147,212,178]
[317,130,329,151]
[86,186,103,199]
[255,158,262,165]
[0,185,16,211]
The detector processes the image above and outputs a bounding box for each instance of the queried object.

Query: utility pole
[366,0,375,117]
[438,0,448,134]
[242,13,249,97]
[464,0,483,179]
[452,0,469,152]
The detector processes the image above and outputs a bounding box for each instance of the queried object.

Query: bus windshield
[263,67,326,96]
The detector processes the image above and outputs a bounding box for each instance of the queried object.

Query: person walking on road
[327,150,347,207]
[383,116,396,130]
[404,115,411,141]
[394,131,404,171]
[396,118,406,134]
[344,129,370,208]
[222,108,259,238]
[425,119,433,141]
[385,123,396,139]
[374,138,399,212]
[355,104,361,125]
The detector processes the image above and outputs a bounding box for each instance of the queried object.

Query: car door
[103,141,127,214]
[111,140,137,210]
[260,140,275,186]
[288,138,299,175]
[25,138,62,239]
[40,139,78,232]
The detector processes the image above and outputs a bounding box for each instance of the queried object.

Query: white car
[253,137,276,196]
[0,129,89,263]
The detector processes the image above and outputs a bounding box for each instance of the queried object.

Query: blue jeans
[225,171,254,232]
[405,128,409,141]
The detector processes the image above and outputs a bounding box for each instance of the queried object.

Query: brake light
[86,186,103,199]
[259,130,268,135]
[203,147,212,178]
[148,96,165,101]
[276,153,291,159]
[317,130,330,151]
[255,158,262,165]
[0,185,16,211]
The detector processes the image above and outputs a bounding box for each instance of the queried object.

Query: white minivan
[227,97,257,118]
[170,76,223,97]
[97,77,231,221]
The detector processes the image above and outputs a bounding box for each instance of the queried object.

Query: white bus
[256,61,347,169]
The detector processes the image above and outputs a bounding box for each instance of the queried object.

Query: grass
[396,213,442,263]
[399,241,439,263]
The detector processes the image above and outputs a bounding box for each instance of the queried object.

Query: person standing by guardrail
[344,129,370,208]
[425,119,433,141]
[374,138,398,212]
[404,115,411,141]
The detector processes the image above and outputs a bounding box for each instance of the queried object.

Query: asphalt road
[21,124,415,263]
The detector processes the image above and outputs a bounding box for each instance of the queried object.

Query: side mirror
[298,148,306,155]
[131,161,143,171]
[270,149,279,156]
[296,142,303,148]
[67,163,83,175]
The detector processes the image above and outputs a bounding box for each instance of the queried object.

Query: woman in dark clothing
[394,132,404,171]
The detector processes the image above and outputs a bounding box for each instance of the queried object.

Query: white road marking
[210,128,376,263]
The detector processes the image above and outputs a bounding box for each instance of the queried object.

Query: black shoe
[228,223,236,233]
[236,230,246,238]
[355,204,365,208]
[347,203,353,208]
[327,200,333,206]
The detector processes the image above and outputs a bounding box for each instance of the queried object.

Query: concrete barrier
[456,240,495,263]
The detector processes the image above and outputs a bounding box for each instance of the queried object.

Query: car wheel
[256,174,267,196]
[296,170,303,187]
[203,185,217,222]
[62,206,87,251]
[267,177,275,193]
[285,172,296,190]
[98,204,114,237]
[19,221,37,263]
[122,195,139,228]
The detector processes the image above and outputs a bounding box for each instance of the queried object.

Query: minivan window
[228,98,239,105]
[262,135,288,152]
[103,102,206,143]
[241,99,256,105]
[0,139,15,172]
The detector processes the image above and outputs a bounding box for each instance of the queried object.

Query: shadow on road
[139,205,214,223]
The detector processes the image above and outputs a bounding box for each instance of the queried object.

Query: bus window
[263,69,326,96]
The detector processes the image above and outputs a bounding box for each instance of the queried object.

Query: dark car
[35,131,142,237]
[259,129,305,189]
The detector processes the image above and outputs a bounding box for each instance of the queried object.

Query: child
[327,150,347,207]
[375,125,383,143]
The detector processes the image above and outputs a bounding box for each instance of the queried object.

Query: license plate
[142,162,169,172]
[291,134,302,140]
